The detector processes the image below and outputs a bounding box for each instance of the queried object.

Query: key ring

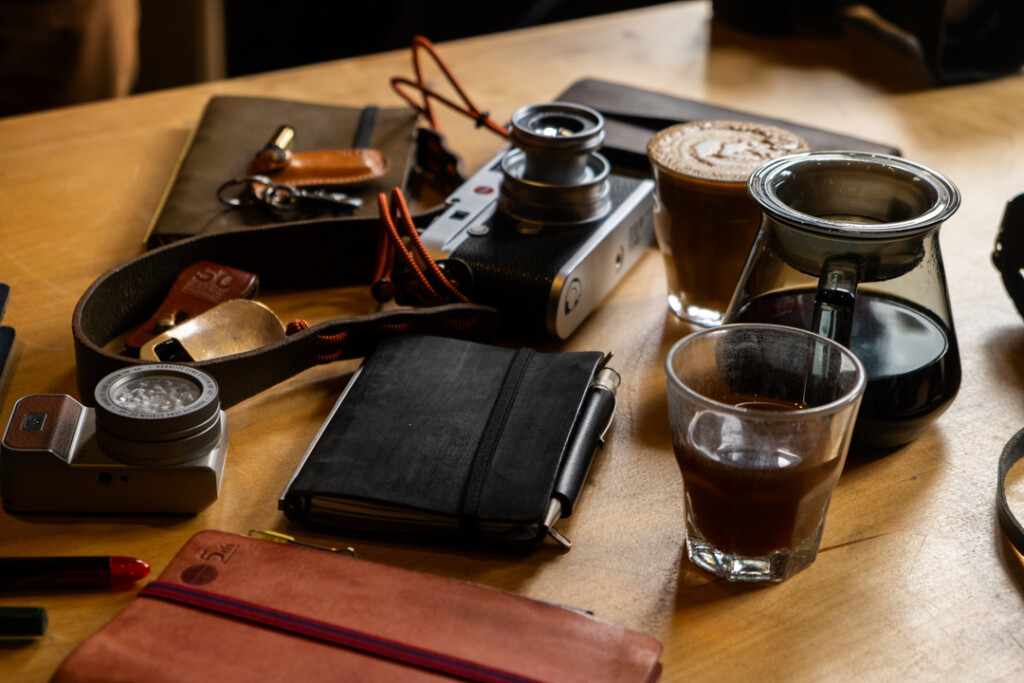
[217,175,363,212]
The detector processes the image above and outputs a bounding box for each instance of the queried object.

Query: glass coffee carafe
[724,151,961,449]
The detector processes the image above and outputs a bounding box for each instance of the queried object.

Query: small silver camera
[0,364,228,514]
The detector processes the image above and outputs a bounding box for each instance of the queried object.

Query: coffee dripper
[723,151,961,449]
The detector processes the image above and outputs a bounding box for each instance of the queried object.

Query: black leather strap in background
[72,216,499,409]
[993,193,1024,322]
[555,78,900,171]
[998,427,1024,554]
[991,197,1024,556]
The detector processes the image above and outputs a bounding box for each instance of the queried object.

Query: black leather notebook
[279,335,618,548]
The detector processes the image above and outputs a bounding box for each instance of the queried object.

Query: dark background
[137,1,672,93]
[224,1,670,77]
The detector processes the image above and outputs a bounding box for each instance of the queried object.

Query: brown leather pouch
[51,530,663,682]
[144,95,453,246]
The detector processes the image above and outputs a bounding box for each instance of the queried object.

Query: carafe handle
[811,256,860,346]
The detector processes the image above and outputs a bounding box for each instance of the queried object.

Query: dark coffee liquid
[673,394,842,556]
[732,291,960,448]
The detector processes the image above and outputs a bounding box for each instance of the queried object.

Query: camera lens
[109,375,203,413]
[500,102,611,225]
[510,103,605,186]
[93,364,223,466]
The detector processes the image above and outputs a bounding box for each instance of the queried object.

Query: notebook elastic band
[140,581,539,683]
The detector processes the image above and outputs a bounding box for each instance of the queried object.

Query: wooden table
[3,2,1024,680]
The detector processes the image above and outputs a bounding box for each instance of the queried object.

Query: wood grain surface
[2,2,1024,680]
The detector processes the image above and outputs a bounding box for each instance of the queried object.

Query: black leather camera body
[421,103,654,339]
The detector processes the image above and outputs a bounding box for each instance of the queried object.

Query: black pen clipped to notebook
[544,357,620,548]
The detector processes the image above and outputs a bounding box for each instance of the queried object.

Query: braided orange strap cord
[289,187,473,365]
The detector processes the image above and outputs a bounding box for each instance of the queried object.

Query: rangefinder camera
[0,364,227,514]
[421,102,654,338]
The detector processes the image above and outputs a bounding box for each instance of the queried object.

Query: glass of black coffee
[724,151,961,449]
[665,323,866,583]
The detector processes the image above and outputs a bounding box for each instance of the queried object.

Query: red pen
[0,556,150,589]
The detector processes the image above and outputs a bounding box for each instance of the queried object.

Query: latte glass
[647,121,808,326]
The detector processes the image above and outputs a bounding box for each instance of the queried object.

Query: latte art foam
[647,119,809,326]
[648,120,810,183]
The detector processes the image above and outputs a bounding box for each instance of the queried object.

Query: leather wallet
[556,78,899,170]
[280,334,616,547]
[51,530,663,682]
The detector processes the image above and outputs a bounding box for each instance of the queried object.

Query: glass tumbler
[665,323,866,582]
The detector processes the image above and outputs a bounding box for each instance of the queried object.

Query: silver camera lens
[509,103,606,185]
[93,364,222,466]
[500,102,612,226]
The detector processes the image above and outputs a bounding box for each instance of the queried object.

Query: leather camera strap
[998,427,1024,554]
[992,193,1024,321]
[991,195,1024,555]
[72,216,499,409]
